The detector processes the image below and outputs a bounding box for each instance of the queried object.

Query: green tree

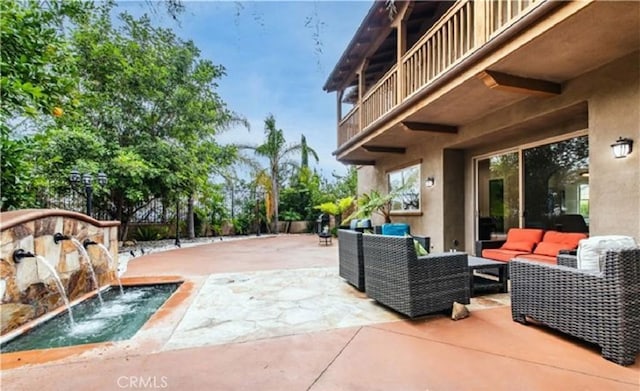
[0,0,92,211]
[299,134,318,168]
[28,7,240,238]
[0,0,91,119]
[239,115,318,233]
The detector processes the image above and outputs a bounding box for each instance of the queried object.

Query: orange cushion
[533,242,570,257]
[506,228,545,244]
[541,231,587,247]
[482,249,531,262]
[502,240,536,252]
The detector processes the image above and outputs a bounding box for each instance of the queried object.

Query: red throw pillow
[533,242,571,257]
[501,241,535,252]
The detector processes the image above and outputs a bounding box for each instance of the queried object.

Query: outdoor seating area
[339,227,640,367]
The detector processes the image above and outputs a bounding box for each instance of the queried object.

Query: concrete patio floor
[1,234,638,390]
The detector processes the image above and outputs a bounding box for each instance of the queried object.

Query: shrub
[134,225,169,241]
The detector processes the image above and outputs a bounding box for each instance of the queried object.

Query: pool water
[1,283,180,353]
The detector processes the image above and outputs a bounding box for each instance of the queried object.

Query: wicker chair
[510,248,640,366]
[338,229,365,291]
[361,234,470,318]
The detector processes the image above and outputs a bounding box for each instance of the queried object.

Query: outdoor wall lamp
[425,177,435,188]
[611,137,633,159]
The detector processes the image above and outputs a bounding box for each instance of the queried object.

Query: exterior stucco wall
[587,53,640,237]
[357,137,449,251]
[461,51,640,252]
[357,51,639,253]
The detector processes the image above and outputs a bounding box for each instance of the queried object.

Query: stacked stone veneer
[0,209,120,335]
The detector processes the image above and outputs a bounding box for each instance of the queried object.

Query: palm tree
[300,134,318,168]
[238,114,318,233]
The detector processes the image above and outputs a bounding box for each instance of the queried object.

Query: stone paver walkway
[166,267,401,349]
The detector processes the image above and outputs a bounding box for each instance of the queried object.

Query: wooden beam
[402,121,458,134]
[363,145,406,154]
[477,70,561,97]
[340,159,376,166]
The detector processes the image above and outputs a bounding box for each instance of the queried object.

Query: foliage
[279,166,321,221]
[134,225,169,241]
[0,0,91,119]
[239,115,318,232]
[315,201,340,216]
[346,190,395,224]
[280,209,301,233]
[195,184,229,236]
[280,210,302,221]
[325,166,357,201]
[0,0,92,211]
[0,126,37,210]
[47,7,240,238]
[314,196,354,227]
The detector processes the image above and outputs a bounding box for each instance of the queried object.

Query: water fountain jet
[94,243,124,295]
[12,249,76,325]
[12,249,34,263]
[56,234,106,306]
[53,232,71,244]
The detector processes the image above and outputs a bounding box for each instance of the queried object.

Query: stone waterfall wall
[0,210,120,335]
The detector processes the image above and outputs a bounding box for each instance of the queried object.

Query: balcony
[336,0,547,151]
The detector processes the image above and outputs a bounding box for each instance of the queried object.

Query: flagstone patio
[1,234,637,390]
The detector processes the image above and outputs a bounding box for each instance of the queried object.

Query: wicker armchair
[361,234,470,318]
[338,229,365,291]
[510,248,640,366]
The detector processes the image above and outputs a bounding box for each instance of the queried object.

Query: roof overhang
[334,1,640,163]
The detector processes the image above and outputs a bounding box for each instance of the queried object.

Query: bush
[134,225,169,241]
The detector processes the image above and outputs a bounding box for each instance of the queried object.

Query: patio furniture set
[338,227,640,366]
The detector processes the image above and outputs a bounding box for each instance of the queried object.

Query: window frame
[387,162,421,213]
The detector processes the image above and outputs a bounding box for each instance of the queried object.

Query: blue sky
[116,1,372,178]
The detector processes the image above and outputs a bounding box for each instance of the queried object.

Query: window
[579,184,589,223]
[388,164,421,212]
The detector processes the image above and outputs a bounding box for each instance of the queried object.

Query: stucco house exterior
[324,0,639,253]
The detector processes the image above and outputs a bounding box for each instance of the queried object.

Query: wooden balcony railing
[484,0,543,40]
[361,67,397,129]
[337,0,545,150]
[338,106,359,148]
[402,1,475,99]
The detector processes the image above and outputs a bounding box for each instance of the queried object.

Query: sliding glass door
[475,134,589,240]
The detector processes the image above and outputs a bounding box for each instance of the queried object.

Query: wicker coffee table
[468,256,508,296]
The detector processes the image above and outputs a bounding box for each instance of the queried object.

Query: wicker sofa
[361,234,470,318]
[510,248,640,366]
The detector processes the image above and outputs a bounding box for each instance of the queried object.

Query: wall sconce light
[611,137,633,159]
[425,177,435,188]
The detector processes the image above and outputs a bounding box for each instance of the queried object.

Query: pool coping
[0,275,190,370]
